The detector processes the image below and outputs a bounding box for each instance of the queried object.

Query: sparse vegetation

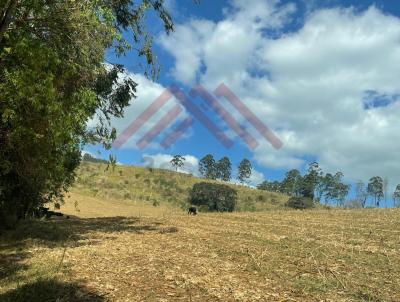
[72,162,289,211]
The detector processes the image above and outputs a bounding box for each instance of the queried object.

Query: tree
[393,184,400,207]
[281,169,302,196]
[170,155,185,171]
[355,180,368,208]
[0,1,174,227]
[323,172,349,207]
[199,154,216,179]
[257,180,282,193]
[383,177,389,208]
[300,162,322,200]
[270,181,282,193]
[367,176,384,207]
[189,182,237,212]
[237,159,252,184]
[336,182,350,207]
[216,156,231,181]
[82,153,108,164]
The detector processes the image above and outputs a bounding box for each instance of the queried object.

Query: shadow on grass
[0,249,29,281]
[1,216,162,247]
[0,216,172,284]
[0,278,105,302]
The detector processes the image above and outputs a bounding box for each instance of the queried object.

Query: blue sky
[85,0,400,206]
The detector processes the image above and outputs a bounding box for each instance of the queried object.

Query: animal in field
[187,206,197,215]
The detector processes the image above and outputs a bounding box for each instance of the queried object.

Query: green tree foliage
[281,169,302,196]
[199,154,216,179]
[170,155,185,171]
[0,0,173,227]
[367,176,384,207]
[355,180,368,208]
[82,153,108,164]
[323,172,350,207]
[300,162,322,200]
[285,196,314,210]
[257,180,282,193]
[189,182,237,212]
[237,158,252,184]
[216,156,231,181]
[392,184,400,207]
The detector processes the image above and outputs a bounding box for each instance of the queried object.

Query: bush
[286,196,314,210]
[257,195,265,202]
[189,182,237,212]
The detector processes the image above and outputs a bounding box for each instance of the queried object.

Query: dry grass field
[1,189,400,301]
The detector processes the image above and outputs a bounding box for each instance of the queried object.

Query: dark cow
[187,206,197,215]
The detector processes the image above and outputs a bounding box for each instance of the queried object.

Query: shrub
[257,195,265,202]
[189,182,237,212]
[286,196,314,210]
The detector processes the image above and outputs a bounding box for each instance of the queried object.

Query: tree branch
[0,0,18,44]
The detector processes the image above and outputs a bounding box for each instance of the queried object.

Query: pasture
[1,191,399,301]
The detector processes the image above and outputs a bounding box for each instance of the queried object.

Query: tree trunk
[0,0,18,44]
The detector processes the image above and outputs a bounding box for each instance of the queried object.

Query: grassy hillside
[72,162,289,211]
[1,193,399,301]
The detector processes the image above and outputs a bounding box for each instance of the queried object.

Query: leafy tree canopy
[216,156,231,181]
[170,155,185,171]
[0,0,173,227]
[367,176,384,207]
[199,154,217,179]
[189,182,237,212]
[237,158,252,184]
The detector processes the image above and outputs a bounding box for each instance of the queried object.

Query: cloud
[88,72,189,150]
[159,2,400,188]
[247,169,265,187]
[142,153,199,175]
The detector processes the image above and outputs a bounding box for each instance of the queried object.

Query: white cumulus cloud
[159,1,400,189]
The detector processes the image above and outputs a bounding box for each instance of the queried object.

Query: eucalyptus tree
[216,156,232,181]
[237,158,252,184]
[281,169,302,196]
[300,162,322,201]
[393,184,400,207]
[367,176,384,207]
[355,180,368,208]
[170,155,185,171]
[199,154,217,179]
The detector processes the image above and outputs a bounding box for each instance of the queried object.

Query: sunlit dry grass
[73,162,289,211]
[1,191,399,301]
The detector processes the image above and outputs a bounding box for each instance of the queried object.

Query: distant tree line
[171,154,254,184]
[197,154,252,184]
[257,162,400,208]
[82,153,108,164]
[172,154,400,209]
